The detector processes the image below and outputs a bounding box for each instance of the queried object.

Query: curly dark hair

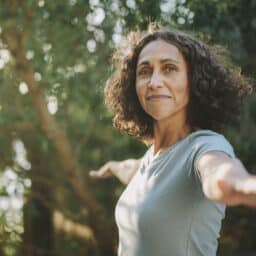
[105,25,253,141]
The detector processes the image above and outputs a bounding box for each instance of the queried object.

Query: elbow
[202,177,226,203]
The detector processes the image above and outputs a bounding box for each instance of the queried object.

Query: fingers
[89,170,104,178]
[89,170,111,178]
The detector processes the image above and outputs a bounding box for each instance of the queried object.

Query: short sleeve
[192,133,235,181]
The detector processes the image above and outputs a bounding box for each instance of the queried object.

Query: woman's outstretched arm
[89,158,142,185]
[197,151,256,207]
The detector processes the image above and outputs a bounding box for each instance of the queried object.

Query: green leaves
[0,0,256,255]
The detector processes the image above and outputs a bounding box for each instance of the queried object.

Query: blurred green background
[0,0,255,255]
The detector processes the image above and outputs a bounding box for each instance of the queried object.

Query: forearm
[201,158,251,204]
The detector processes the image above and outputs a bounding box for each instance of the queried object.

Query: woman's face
[135,40,189,122]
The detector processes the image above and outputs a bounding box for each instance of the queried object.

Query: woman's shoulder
[188,129,228,143]
[187,129,235,158]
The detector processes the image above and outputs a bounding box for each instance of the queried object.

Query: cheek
[175,78,189,100]
[179,86,189,102]
[135,84,148,111]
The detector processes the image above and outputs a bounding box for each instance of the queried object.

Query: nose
[148,70,163,89]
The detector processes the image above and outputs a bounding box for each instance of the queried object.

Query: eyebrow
[137,58,181,67]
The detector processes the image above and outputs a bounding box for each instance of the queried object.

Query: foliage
[0,0,255,255]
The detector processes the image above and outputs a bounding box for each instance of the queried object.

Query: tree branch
[0,122,38,133]
[0,2,115,253]
[53,210,96,242]
[20,0,33,49]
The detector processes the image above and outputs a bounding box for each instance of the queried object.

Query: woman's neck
[153,115,192,156]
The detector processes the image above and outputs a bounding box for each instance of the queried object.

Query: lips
[146,95,172,100]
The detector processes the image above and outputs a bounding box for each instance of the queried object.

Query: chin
[146,107,175,121]
[150,113,173,121]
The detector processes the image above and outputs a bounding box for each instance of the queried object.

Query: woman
[90,25,256,256]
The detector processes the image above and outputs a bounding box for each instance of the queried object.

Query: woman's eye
[163,65,176,73]
[138,68,151,76]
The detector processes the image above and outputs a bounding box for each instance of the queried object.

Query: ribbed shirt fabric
[115,130,235,256]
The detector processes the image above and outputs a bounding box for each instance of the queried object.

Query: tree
[0,0,255,255]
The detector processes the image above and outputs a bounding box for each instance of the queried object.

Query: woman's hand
[217,176,256,207]
[198,151,256,207]
[89,159,141,185]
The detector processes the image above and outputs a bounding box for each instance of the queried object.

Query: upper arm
[197,151,234,182]
[196,151,250,201]
[116,158,142,185]
[192,134,235,182]
[196,151,236,200]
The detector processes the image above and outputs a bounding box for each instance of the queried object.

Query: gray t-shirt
[115,130,235,256]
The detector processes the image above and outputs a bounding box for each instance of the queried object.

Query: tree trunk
[21,139,54,256]
[1,1,116,254]
[22,200,53,256]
